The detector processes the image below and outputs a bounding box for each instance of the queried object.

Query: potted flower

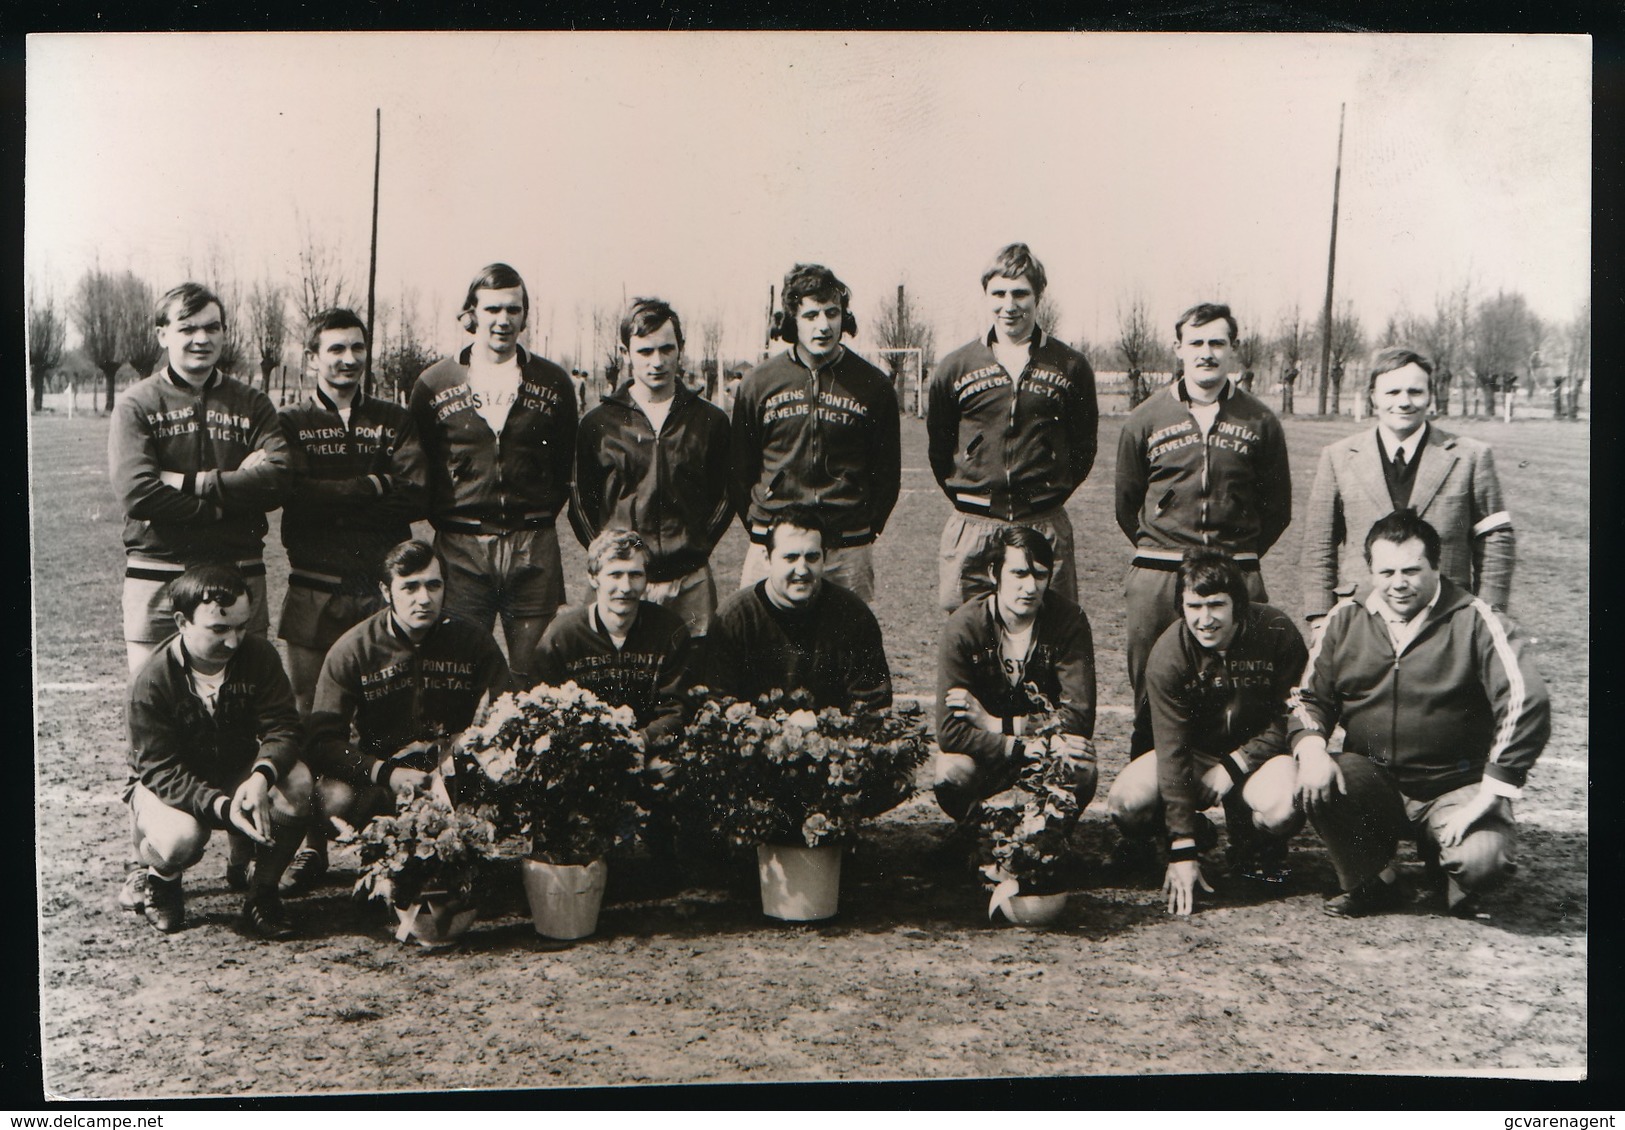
[670,690,931,921]
[973,698,1085,928]
[352,791,500,949]
[460,681,644,940]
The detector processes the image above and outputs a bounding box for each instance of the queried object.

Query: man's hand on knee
[934,751,979,789]
[229,774,275,845]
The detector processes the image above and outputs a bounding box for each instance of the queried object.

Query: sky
[25,32,1591,368]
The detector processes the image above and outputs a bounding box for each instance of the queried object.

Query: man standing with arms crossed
[110,282,290,676]
[731,264,900,603]
[1115,302,1291,763]
[277,308,427,714]
[410,264,578,689]
[570,298,732,638]
[928,243,1098,613]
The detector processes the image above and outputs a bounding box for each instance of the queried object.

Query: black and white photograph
[24,30,1591,1099]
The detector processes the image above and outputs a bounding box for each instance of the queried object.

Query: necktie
[1394,447,1407,471]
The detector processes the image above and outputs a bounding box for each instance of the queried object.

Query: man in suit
[1298,346,1514,631]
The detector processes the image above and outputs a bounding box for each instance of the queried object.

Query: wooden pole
[365,108,381,399]
[1317,103,1345,416]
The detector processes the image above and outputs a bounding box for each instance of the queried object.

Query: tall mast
[1317,102,1345,416]
[365,108,381,399]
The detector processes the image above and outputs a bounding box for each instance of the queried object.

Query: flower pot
[393,895,478,949]
[1001,891,1069,928]
[521,857,608,940]
[756,843,842,921]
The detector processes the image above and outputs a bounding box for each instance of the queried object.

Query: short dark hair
[774,264,856,343]
[979,525,1055,578]
[170,564,250,621]
[380,539,440,582]
[1175,547,1250,623]
[586,528,649,576]
[980,243,1048,298]
[1174,302,1238,344]
[155,282,225,330]
[763,506,829,555]
[304,307,368,355]
[1367,346,1435,396]
[460,263,529,330]
[1363,510,1443,568]
[619,297,684,351]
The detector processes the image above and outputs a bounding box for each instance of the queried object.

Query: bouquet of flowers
[670,689,931,849]
[459,681,645,866]
[973,689,1086,915]
[352,791,500,911]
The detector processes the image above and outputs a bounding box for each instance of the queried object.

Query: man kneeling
[120,566,311,939]
[1106,548,1309,916]
[934,526,1098,823]
[291,540,511,892]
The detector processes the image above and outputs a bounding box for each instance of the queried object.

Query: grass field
[30,408,1589,1096]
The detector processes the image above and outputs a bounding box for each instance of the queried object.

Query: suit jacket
[1298,424,1514,618]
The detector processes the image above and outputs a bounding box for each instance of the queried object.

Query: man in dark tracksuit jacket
[278,308,427,713]
[1291,511,1549,919]
[1115,303,1291,759]
[534,529,696,790]
[409,263,577,687]
[109,282,290,675]
[570,298,732,636]
[933,526,1097,823]
[731,264,900,603]
[120,565,311,939]
[927,243,1098,613]
[291,539,511,890]
[1106,549,1308,915]
[703,510,892,712]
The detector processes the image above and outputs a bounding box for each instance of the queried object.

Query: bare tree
[1116,296,1158,408]
[1235,326,1270,395]
[376,287,437,404]
[871,286,937,406]
[294,213,353,327]
[1036,293,1063,339]
[1560,299,1590,419]
[698,311,725,399]
[75,266,157,412]
[1274,304,1306,415]
[28,281,67,413]
[248,279,289,396]
[1319,301,1366,416]
[1467,290,1540,417]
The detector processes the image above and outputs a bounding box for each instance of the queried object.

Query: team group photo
[25,32,1591,1097]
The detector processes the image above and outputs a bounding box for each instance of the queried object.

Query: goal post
[875,347,925,417]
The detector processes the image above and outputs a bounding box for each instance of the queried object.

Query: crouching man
[289,540,511,893]
[1106,549,1308,916]
[533,528,696,776]
[119,565,311,939]
[934,526,1097,823]
[1292,511,1549,918]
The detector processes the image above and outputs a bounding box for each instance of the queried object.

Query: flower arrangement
[669,689,931,849]
[973,689,1086,911]
[352,791,500,911]
[459,681,645,866]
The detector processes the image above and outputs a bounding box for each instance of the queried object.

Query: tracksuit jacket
[1146,603,1309,842]
[1115,378,1292,568]
[278,388,428,590]
[125,634,302,828]
[409,345,578,535]
[1288,578,1550,801]
[308,610,511,787]
[108,367,290,573]
[701,581,893,712]
[927,328,1100,521]
[934,590,1097,768]
[568,382,733,583]
[729,347,901,548]
[532,601,695,745]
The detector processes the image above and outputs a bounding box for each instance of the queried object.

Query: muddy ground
[31,412,1588,1098]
